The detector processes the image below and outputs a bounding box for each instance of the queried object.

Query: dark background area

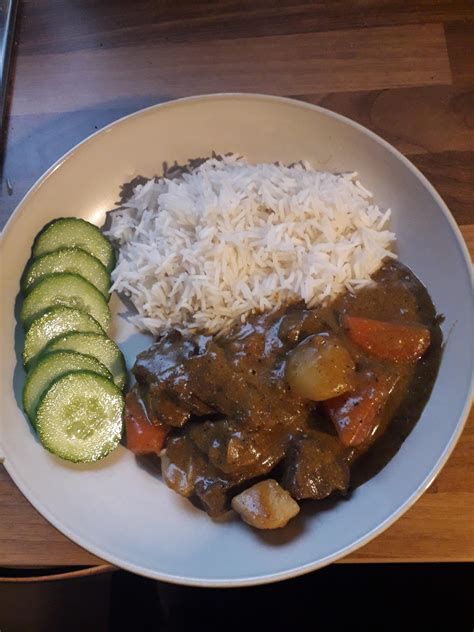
[1,563,473,631]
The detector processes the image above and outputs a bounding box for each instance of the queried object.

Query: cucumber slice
[36,371,124,463]
[23,306,104,367]
[22,248,110,298]
[32,218,115,272]
[45,332,127,390]
[20,273,111,331]
[23,350,112,424]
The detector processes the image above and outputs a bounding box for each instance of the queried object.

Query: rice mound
[106,154,396,335]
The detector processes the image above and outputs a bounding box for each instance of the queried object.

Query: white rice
[106,154,396,336]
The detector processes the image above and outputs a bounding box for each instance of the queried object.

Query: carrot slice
[342,315,431,363]
[125,392,168,455]
[324,374,398,447]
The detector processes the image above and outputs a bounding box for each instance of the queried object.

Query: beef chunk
[161,434,236,517]
[161,435,209,497]
[282,432,350,500]
[145,389,191,427]
[189,419,286,477]
[133,332,216,424]
[278,307,323,344]
[134,328,308,430]
[194,479,231,518]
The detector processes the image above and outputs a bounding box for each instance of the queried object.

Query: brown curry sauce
[128,260,443,520]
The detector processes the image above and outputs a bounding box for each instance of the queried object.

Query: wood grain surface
[1,0,473,567]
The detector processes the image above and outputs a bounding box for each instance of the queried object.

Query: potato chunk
[231,479,300,529]
[285,333,355,401]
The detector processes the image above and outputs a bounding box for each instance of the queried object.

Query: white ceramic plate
[1,94,473,586]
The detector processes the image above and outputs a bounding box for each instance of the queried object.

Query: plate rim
[1,92,473,587]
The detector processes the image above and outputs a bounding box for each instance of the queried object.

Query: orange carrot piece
[125,392,168,455]
[324,375,398,447]
[342,315,431,363]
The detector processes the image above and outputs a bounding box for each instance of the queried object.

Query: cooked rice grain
[106,155,396,335]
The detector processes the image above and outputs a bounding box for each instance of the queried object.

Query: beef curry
[125,260,442,529]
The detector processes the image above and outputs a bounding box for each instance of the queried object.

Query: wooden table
[1,1,473,567]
